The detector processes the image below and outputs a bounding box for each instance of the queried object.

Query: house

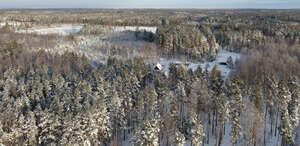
[153,63,163,71]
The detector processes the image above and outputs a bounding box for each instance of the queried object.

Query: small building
[153,63,163,71]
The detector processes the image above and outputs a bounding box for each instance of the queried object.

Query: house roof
[153,63,163,70]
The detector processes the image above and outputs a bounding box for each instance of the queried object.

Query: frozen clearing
[16,24,83,35]
[0,22,22,28]
[157,49,240,78]
[111,26,157,33]
[0,23,5,27]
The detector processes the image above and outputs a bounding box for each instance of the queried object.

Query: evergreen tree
[37,112,60,145]
[18,111,38,146]
[287,77,300,129]
[263,75,278,135]
[278,80,293,145]
[132,113,160,146]
[175,81,187,130]
[250,84,264,112]
[187,109,204,146]
[167,94,185,146]
[229,78,243,146]
[215,92,230,146]
[108,86,126,140]
[174,129,185,146]
[88,96,111,145]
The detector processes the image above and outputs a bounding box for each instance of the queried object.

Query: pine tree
[278,80,293,145]
[210,65,223,94]
[287,77,300,129]
[18,111,38,145]
[0,107,21,145]
[37,112,60,145]
[88,96,111,145]
[189,78,212,144]
[187,109,204,146]
[107,86,126,141]
[154,74,169,115]
[250,84,264,112]
[263,75,278,135]
[227,56,234,69]
[216,92,230,146]
[167,94,185,146]
[174,129,185,146]
[61,113,93,145]
[1,68,17,109]
[143,85,159,118]
[132,113,160,146]
[229,78,243,146]
[175,81,187,128]
[209,65,223,139]
[0,113,3,145]
[194,66,203,80]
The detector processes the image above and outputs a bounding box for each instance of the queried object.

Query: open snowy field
[0,22,22,28]
[110,26,157,33]
[0,22,5,27]
[157,49,240,78]
[16,24,83,35]
[199,49,240,77]
[14,25,156,35]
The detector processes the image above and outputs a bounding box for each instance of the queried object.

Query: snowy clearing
[0,23,5,27]
[16,24,83,35]
[110,26,157,33]
[0,22,22,28]
[199,49,240,77]
[157,49,240,78]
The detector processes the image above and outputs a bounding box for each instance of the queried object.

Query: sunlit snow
[16,24,83,35]
[157,49,240,78]
[111,26,157,34]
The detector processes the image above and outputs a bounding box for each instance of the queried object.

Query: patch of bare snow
[111,26,157,33]
[0,22,22,28]
[16,24,83,35]
[157,49,240,78]
[199,49,240,77]
[0,23,5,27]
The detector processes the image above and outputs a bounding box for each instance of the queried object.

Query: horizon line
[1,7,300,10]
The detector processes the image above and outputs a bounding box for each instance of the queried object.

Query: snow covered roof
[153,63,163,70]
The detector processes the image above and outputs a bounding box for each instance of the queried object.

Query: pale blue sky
[0,0,299,8]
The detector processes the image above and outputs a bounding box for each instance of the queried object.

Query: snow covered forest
[0,9,300,146]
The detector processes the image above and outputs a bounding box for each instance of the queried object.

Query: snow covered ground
[0,22,5,27]
[0,22,22,28]
[110,26,157,33]
[14,25,155,35]
[16,24,83,35]
[157,49,240,78]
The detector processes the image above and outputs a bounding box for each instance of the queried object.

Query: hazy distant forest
[0,9,300,146]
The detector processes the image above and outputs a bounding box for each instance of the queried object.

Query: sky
[0,0,300,9]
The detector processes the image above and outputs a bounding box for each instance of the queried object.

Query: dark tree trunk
[270,112,273,136]
[212,110,215,136]
[207,112,211,144]
[275,107,279,137]
[281,137,286,146]
[215,110,218,136]
[123,129,126,141]
[216,124,223,146]
[224,124,226,135]
[264,106,267,146]
[219,127,223,146]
